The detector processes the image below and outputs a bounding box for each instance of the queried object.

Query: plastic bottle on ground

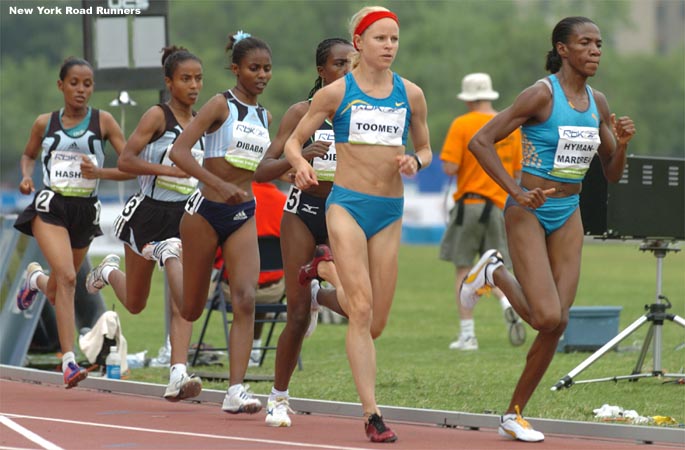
[105,346,121,379]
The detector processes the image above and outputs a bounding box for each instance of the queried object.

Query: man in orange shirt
[438,73,525,351]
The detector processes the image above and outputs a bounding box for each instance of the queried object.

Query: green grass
[65,241,685,423]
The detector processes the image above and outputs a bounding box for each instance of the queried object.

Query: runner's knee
[529,309,562,332]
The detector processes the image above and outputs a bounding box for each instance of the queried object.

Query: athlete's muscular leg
[222,218,259,386]
[327,205,379,416]
[273,213,316,391]
[32,218,88,354]
[179,212,217,322]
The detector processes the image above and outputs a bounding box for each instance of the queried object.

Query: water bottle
[105,346,121,379]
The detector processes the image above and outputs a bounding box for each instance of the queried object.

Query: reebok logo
[233,211,248,221]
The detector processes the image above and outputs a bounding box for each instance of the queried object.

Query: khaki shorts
[219,277,285,305]
[438,202,512,269]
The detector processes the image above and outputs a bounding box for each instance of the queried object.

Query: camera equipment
[553,155,685,390]
[580,155,684,239]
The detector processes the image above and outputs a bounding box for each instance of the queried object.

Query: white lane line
[1,413,374,450]
[0,415,64,450]
[0,446,42,450]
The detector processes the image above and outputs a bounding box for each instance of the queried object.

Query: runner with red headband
[352,10,399,49]
[285,5,432,443]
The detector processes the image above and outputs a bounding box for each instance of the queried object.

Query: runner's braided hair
[307,38,352,99]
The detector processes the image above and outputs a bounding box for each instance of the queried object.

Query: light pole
[109,91,136,204]
[109,90,137,136]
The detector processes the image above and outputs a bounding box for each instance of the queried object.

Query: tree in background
[1,0,683,187]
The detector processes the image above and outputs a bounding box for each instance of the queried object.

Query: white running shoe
[498,406,545,442]
[85,254,120,294]
[149,340,171,368]
[248,349,262,368]
[460,249,504,309]
[142,237,182,267]
[265,396,294,427]
[504,306,527,347]
[304,280,321,338]
[221,384,262,414]
[448,335,478,351]
[163,372,202,402]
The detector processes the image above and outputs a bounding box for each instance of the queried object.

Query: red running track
[0,380,681,450]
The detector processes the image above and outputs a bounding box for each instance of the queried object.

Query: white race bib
[312,130,336,181]
[184,189,204,215]
[283,185,301,213]
[113,192,144,238]
[551,126,600,180]
[155,146,203,195]
[348,105,406,146]
[49,151,97,197]
[224,120,270,171]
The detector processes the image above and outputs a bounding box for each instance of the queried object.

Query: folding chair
[191,236,301,369]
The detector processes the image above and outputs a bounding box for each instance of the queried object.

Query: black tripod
[552,240,685,390]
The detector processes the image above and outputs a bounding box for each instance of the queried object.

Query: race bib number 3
[113,193,143,237]
[156,146,203,195]
[49,151,97,197]
[551,126,600,180]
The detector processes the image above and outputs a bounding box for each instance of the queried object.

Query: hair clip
[233,30,251,43]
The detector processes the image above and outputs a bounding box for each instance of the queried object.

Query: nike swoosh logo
[395,102,404,107]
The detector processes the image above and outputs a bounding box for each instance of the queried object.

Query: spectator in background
[439,73,526,351]
[214,181,286,366]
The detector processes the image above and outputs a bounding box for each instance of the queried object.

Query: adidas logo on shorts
[233,211,248,221]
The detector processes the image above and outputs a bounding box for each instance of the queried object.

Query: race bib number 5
[284,185,301,213]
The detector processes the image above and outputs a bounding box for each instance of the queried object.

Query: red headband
[353,11,399,49]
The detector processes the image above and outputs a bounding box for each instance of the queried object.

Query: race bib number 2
[34,190,56,213]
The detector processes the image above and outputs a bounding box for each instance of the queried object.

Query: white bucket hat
[457,73,499,101]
